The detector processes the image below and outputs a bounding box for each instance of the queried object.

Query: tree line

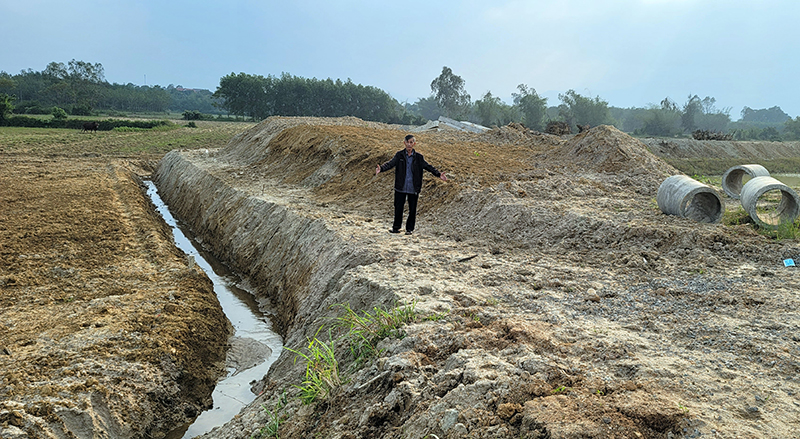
[2,61,799,141]
[419,66,800,141]
[212,72,423,124]
[0,60,225,118]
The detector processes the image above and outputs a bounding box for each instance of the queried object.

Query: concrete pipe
[721,164,770,199]
[657,175,724,223]
[740,176,800,229]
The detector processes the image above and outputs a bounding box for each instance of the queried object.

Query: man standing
[376,134,447,235]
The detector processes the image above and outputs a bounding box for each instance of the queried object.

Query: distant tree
[784,117,800,140]
[681,94,731,133]
[660,97,679,112]
[740,106,790,123]
[0,93,14,124]
[430,66,471,119]
[473,91,503,127]
[511,84,547,131]
[214,72,405,123]
[557,89,612,130]
[67,59,105,83]
[406,96,441,121]
[758,127,782,141]
[168,85,221,114]
[695,111,731,133]
[681,95,702,133]
[546,106,559,121]
[640,106,681,136]
[0,73,17,94]
[43,62,68,80]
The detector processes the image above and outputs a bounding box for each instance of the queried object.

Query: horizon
[2,1,798,119]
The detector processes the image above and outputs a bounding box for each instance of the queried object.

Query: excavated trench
[143,180,283,438]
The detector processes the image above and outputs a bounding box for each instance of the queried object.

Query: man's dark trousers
[393,191,419,232]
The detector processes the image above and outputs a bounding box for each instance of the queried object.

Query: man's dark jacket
[379,149,442,194]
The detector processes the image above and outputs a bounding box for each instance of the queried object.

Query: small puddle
[143,180,283,439]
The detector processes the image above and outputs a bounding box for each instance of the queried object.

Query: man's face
[404,137,416,153]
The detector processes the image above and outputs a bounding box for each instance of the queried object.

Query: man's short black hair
[404,134,415,142]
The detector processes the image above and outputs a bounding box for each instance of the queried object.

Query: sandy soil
[0,157,231,438]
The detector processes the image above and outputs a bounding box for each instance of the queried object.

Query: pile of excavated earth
[2,116,799,439]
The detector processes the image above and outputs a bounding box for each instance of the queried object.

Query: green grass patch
[0,121,255,157]
[722,204,800,240]
[253,392,288,439]
[283,302,420,407]
[333,302,417,366]
[757,220,800,240]
[286,330,342,405]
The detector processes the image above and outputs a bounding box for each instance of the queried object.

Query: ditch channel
[143,180,283,439]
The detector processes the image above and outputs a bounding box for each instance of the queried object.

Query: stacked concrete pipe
[657,175,724,223]
[739,176,800,229]
[721,164,770,199]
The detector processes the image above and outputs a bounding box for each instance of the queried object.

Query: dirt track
[2,119,799,439]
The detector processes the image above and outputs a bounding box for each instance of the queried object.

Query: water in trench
[143,180,283,438]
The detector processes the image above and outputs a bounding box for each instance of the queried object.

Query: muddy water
[143,181,283,439]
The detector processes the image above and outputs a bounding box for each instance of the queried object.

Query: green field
[0,120,256,157]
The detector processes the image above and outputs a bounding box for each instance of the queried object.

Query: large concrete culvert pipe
[657,175,724,223]
[740,176,800,229]
[721,164,770,199]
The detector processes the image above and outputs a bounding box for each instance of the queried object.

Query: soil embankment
[642,137,800,175]
[0,158,231,438]
[154,118,799,438]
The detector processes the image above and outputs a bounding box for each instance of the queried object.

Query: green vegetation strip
[665,157,800,176]
[0,121,255,157]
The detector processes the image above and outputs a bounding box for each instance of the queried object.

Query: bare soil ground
[171,118,799,439]
[2,119,799,439]
[0,154,231,437]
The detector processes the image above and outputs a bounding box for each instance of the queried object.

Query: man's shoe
[389,228,401,234]
[405,230,413,235]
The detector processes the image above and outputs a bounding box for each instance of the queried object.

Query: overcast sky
[2,0,798,119]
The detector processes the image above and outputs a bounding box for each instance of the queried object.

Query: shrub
[183,110,203,120]
[51,107,68,120]
[70,103,93,116]
[3,115,175,131]
[0,93,14,125]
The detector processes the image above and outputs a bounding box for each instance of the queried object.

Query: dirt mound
[217,116,404,166]
[476,122,559,146]
[555,125,678,176]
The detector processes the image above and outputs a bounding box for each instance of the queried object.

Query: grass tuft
[286,329,341,405]
[333,301,417,366]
